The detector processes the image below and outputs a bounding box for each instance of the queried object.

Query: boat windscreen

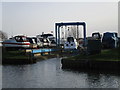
[67,37,74,42]
[15,36,28,42]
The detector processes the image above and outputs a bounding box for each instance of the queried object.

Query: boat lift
[55,22,87,47]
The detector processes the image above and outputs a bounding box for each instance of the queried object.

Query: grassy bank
[2,48,35,64]
[65,48,120,61]
[61,48,120,70]
[2,49,29,60]
[2,48,60,64]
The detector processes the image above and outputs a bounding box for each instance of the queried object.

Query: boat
[102,32,119,48]
[3,35,30,49]
[36,33,56,47]
[64,36,78,49]
[27,37,43,48]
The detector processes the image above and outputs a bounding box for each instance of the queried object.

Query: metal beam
[83,24,86,47]
[58,26,60,46]
[56,22,85,26]
[55,23,58,46]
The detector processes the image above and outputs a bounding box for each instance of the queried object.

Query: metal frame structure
[55,22,87,47]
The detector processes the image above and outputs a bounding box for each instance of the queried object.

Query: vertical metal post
[55,24,58,46]
[83,23,86,47]
[58,26,60,46]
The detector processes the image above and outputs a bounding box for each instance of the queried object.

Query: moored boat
[64,36,78,49]
[3,35,30,49]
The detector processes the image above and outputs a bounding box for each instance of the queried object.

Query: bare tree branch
[0,30,8,41]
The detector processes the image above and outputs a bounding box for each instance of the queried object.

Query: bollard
[28,51,35,63]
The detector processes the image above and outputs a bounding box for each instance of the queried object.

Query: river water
[2,58,120,88]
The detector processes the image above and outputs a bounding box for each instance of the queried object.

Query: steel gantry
[55,22,87,47]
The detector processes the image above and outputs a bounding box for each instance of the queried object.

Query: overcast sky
[1,2,118,37]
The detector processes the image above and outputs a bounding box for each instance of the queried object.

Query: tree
[71,26,77,39]
[0,30,8,41]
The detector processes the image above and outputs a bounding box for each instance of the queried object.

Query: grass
[2,49,29,60]
[2,47,120,61]
[66,47,120,61]
[2,48,58,60]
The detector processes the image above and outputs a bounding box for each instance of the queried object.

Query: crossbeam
[55,22,85,26]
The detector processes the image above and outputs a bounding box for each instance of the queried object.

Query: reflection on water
[2,58,120,88]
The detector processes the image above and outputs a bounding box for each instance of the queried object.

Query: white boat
[27,37,43,48]
[64,37,78,49]
[36,34,56,47]
[3,35,30,49]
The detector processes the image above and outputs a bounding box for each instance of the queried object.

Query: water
[2,58,120,88]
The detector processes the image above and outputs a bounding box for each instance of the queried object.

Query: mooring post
[29,49,34,63]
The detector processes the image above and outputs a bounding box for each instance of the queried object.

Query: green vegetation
[2,48,58,61]
[2,49,29,60]
[66,48,120,61]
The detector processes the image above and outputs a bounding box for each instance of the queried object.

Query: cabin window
[32,39,36,44]
[15,37,23,42]
[15,36,28,42]
[67,37,74,42]
[22,37,27,41]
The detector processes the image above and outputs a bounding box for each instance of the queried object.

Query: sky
[1,1,119,38]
